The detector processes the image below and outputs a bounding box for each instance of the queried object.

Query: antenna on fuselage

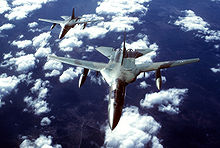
[121,29,126,65]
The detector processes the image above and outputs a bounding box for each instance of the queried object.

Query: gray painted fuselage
[101,49,141,130]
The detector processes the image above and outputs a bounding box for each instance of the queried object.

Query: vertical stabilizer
[71,8,75,19]
[121,30,126,65]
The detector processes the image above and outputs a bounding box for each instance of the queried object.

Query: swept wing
[49,55,107,71]
[38,18,64,24]
[137,58,200,72]
[75,19,104,24]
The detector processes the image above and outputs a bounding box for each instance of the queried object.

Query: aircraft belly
[108,79,125,130]
[119,69,137,84]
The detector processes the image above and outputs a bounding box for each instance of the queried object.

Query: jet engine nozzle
[50,23,56,30]
[78,68,89,88]
[155,69,162,90]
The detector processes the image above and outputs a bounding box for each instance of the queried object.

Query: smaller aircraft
[39,8,104,39]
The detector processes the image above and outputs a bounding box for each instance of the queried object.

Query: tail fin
[71,8,75,19]
[121,30,126,65]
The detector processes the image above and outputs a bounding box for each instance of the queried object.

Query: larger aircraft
[39,8,103,39]
[48,32,200,130]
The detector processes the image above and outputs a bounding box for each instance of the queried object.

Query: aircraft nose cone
[108,99,122,131]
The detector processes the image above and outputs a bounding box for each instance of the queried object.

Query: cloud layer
[104,106,162,148]
[174,10,220,42]
[0,73,20,107]
[140,88,188,114]
[20,135,61,148]
[3,0,57,20]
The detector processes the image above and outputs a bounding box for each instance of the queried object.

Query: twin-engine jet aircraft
[39,8,103,39]
[48,32,199,130]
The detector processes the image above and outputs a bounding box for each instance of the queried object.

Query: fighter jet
[39,8,104,39]
[48,32,200,130]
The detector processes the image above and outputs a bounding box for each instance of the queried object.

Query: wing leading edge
[75,19,104,24]
[38,18,64,24]
[137,58,200,72]
[48,55,107,71]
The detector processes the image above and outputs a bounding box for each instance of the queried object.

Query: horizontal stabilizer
[135,49,154,55]
[61,16,70,20]
[96,46,115,59]
[137,58,200,72]
[48,55,107,71]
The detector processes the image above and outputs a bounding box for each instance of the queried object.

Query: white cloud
[44,60,63,71]
[20,135,61,148]
[2,54,36,73]
[104,106,162,148]
[16,50,26,57]
[24,96,50,115]
[31,79,42,92]
[24,79,50,115]
[4,0,57,20]
[174,10,209,32]
[40,117,51,126]
[0,73,20,107]
[139,81,150,89]
[129,34,158,64]
[3,52,13,60]
[18,72,33,84]
[86,46,95,52]
[174,10,220,42]
[59,35,83,51]
[211,68,220,73]
[214,45,219,49]
[204,30,220,41]
[96,0,150,16]
[0,0,11,14]
[14,54,36,72]
[45,70,61,77]
[211,64,220,73]
[18,34,24,39]
[104,16,139,32]
[31,79,49,99]
[137,72,152,79]
[90,75,104,85]
[0,23,15,32]
[32,32,51,48]
[35,47,51,58]
[28,22,38,28]
[59,67,82,83]
[140,88,188,114]
[11,40,32,49]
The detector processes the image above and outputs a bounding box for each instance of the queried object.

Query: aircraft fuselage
[100,48,139,130]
